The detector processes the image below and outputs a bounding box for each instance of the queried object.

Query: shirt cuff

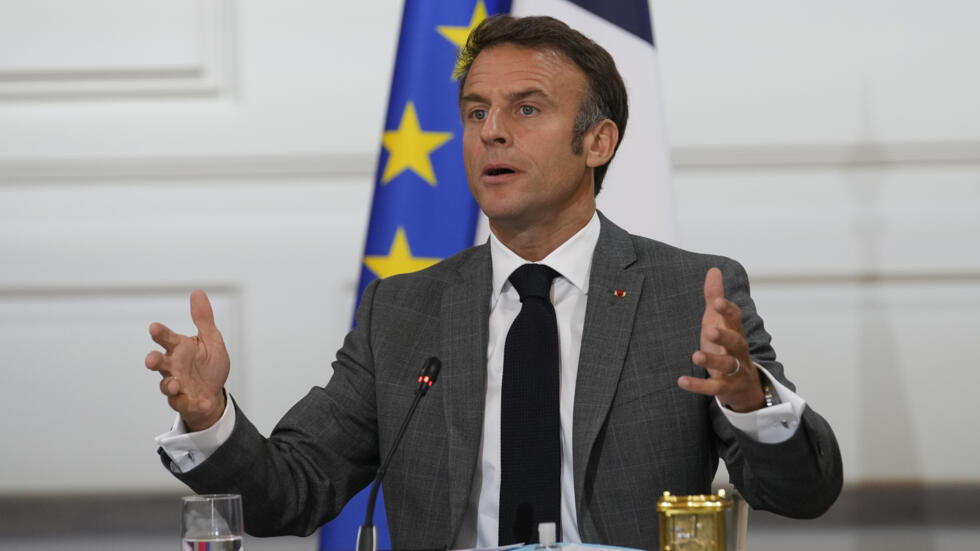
[718,365,806,444]
[154,395,236,473]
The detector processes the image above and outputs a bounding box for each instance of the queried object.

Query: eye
[470,109,487,121]
[519,105,537,116]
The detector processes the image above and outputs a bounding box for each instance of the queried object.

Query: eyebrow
[459,87,549,106]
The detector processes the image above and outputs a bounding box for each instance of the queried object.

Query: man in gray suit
[147,15,841,550]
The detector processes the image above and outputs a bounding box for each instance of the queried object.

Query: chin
[476,204,512,223]
[483,208,537,231]
[473,191,512,218]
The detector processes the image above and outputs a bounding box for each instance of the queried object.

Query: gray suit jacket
[165,213,842,549]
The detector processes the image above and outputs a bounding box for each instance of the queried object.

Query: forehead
[462,44,587,100]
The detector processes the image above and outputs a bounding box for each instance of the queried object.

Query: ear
[584,119,619,169]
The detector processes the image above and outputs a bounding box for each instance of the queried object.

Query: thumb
[704,267,725,306]
[189,289,219,339]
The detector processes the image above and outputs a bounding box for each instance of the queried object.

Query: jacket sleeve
[711,257,843,518]
[159,278,384,537]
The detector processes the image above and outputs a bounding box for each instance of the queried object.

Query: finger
[677,375,724,397]
[709,296,743,329]
[190,290,219,340]
[149,322,181,353]
[159,376,181,397]
[704,267,725,305]
[701,326,748,357]
[692,350,742,377]
[145,350,171,375]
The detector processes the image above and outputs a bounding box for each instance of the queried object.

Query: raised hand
[145,290,230,431]
[678,267,764,412]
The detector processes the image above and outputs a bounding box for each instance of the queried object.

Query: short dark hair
[455,15,628,196]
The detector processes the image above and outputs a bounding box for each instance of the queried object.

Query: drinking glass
[180,494,244,551]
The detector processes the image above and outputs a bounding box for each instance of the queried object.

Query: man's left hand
[678,267,764,413]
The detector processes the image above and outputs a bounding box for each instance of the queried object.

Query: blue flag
[319,2,510,549]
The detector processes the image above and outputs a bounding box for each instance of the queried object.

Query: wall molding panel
[0,179,373,492]
[0,285,243,492]
[2,140,979,183]
[0,0,234,100]
[0,153,374,183]
[672,141,980,170]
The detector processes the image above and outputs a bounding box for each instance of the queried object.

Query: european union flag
[355,0,511,302]
[319,2,510,549]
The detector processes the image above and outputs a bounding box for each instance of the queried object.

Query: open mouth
[485,167,515,177]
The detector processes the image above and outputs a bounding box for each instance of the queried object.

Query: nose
[479,107,511,146]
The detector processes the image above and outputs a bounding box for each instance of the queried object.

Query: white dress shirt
[157,211,806,546]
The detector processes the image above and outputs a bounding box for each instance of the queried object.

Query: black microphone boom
[356,356,442,551]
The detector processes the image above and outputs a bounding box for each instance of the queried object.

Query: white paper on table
[562,544,641,551]
[451,544,524,551]
[454,542,640,551]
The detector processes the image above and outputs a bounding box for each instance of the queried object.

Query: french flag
[510,0,677,244]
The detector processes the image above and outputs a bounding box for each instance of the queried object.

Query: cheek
[462,133,479,169]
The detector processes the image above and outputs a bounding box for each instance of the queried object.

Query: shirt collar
[489,211,601,301]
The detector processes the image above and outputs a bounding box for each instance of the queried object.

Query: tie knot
[509,263,559,301]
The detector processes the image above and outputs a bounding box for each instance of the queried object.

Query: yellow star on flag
[364,227,441,279]
[381,102,453,186]
[437,0,488,78]
[438,1,487,48]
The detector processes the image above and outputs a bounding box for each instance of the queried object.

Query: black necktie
[499,263,562,545]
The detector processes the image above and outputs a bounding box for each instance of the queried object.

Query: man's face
[460,44,595,231]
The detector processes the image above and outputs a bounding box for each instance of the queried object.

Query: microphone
[357,356,442,551]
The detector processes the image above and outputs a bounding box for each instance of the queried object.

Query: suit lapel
[441,245,491,541]
[573,214,643,513]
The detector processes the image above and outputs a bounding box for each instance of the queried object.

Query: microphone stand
[356,357,441,551]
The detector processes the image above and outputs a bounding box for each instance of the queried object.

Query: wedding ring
[726,358,741,377]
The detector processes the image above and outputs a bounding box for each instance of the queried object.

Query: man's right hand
[146,290,230,432]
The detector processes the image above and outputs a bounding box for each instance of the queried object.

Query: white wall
[0,0,977,493]
[653,1,980,485]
